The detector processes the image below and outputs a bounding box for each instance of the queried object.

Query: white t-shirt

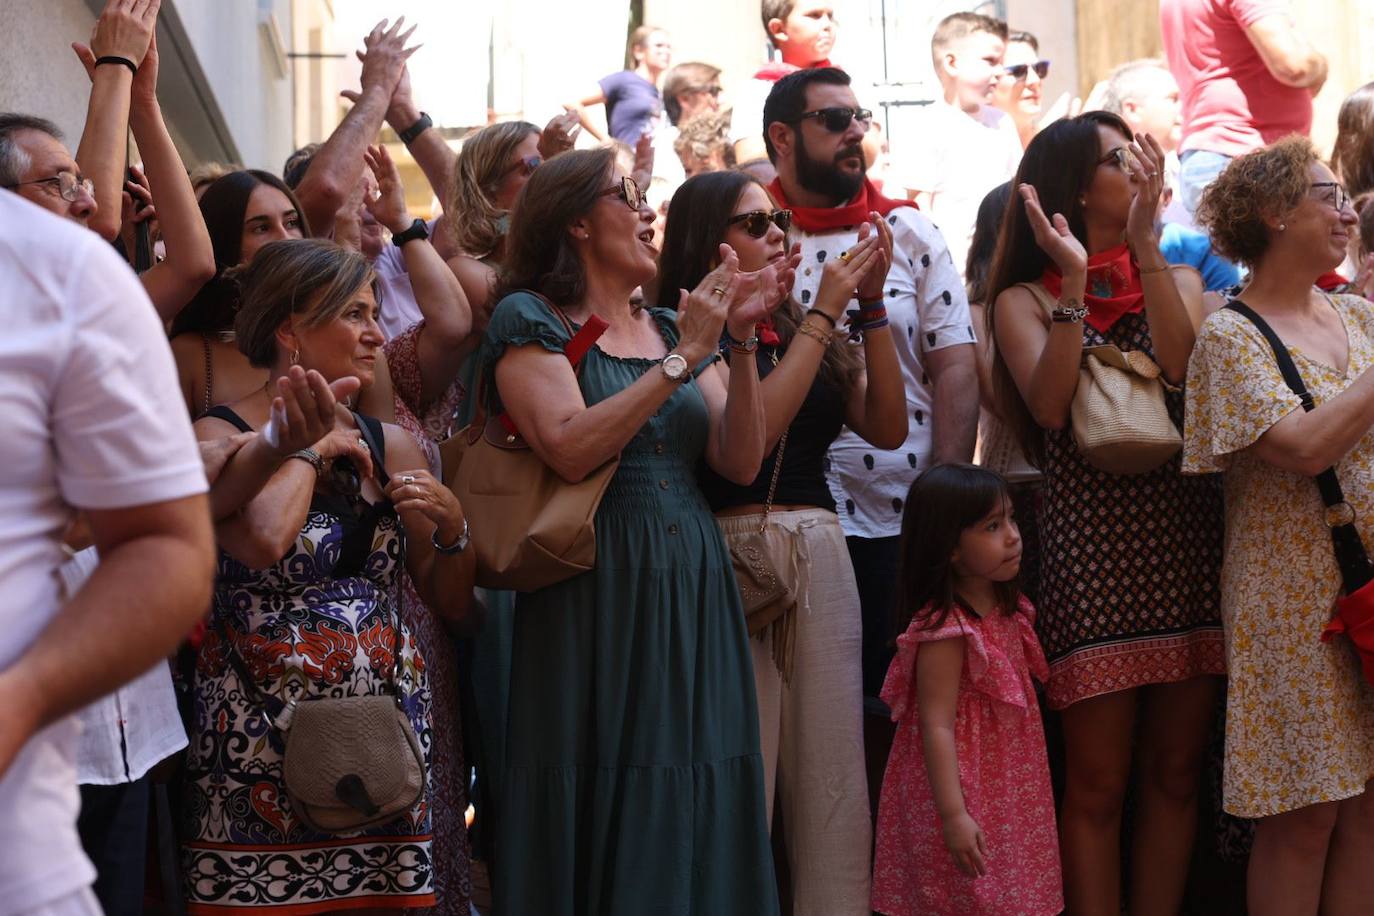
[0,192,208,914]
[889,101,1022,280]
[786,205,975,538]
[374,218,439,340]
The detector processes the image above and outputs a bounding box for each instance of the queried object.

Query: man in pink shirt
[1160,0,1326,215]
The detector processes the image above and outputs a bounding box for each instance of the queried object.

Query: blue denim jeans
[1179,149,1234,217]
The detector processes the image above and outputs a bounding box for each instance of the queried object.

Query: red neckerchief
[1039,243,1144,333]
[767,177,915,234]
[752,58,835,82]
[1317,270,1347,292]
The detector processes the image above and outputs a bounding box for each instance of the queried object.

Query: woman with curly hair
[1183,135,1374,916]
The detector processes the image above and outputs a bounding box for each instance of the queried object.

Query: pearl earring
[1279,223,1286,231]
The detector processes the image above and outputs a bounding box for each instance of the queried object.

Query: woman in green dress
[481,147,788,914]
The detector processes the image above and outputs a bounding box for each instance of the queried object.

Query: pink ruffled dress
[871,597,1062,916]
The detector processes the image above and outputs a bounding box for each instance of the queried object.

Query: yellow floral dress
[1183,293,1374,818]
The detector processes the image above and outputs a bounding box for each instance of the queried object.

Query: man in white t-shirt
[0,192,213,916]
[890,12,1022,279]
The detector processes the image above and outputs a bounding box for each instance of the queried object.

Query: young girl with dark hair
[659,169,904,915]
[987,111,1224,915]
[872,463,1060,916]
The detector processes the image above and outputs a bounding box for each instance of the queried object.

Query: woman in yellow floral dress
[1184,136,1374,916]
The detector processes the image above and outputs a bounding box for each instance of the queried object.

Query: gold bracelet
[795,320,832,346]
[1139,262,1171,275]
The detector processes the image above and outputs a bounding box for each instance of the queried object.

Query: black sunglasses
[727,208,792,238]
[792,107,873,132]
[599,175,643,210]
[1004,59,1050,80]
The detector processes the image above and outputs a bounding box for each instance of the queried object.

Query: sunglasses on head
[599,175,643,210]
[792,107,873,133]
[727,208,792,238]
[1004,59,1050,80]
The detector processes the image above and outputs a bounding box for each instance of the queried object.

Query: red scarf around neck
[752,58,835,82]
[767,177,915,234]
[1039,243,1145,333]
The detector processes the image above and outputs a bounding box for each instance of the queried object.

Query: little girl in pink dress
[871,464,1062,916]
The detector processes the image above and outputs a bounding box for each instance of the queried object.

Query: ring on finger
[839,250,850,262]
[711,286,726,297]
[400,474,416,485]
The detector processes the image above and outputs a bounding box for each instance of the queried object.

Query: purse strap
[758,430,789,534]
[1225,299,1373,593]
[472,291,610,438]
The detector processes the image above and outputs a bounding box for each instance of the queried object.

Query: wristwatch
[432,517,470,554]
[1051,297,1089,323]
[398,111,433,145]
[391,218,429,247]
[285,448,324,475]
[659,353,690,383]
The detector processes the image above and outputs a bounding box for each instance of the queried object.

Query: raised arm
[295,17,416,238]
[564,86,611,143]
[126,31,215,319]
[365,145,472,406]
[72,0,158,242]
[1245,12,1327,93]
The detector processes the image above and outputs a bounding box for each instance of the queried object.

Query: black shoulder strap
[203,404,253,434]
[1225,299,1372,593]
[352,411,390,487]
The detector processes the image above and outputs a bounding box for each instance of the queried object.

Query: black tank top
[698,345,847,513]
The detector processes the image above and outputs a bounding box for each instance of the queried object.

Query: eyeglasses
[5,170,94,202]
[1099,146,1140,172]
[1003,59,1051,81]
[791,107,873,133]
[727,208,792,238]
[1311,181,1353,213]
[506,155,542,178]
[600,175,643,210]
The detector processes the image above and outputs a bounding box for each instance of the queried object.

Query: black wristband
[95,55,137,75]
[805,307,838,327]
[398,111,432,145]
[391,218,429,247]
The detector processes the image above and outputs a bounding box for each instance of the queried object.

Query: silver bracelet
[431,516,470,554]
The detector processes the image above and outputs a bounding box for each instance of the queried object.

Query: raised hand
[631,130,655,194]
[358,18,419,97]
[265,366,362,459]
[1125,131,1167,248]
[813,226,882,322]
[727,245,803,335]
[84,0,158,73]
[676,243,741,363]
[539,112,581,160]
[363,145,411,234]
[855,212,895,302]
[130,27,160,103]
[1019,182,1086,276]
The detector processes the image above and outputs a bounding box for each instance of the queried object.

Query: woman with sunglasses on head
[988,111,1224,916]
[1183,138,1374,916]
[182,238,475,913]
[483,147,786,914]
[656,169,904,915]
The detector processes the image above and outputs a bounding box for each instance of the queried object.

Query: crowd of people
[4,0,1374,914]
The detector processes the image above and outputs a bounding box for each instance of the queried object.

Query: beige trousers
[718,507,872,916]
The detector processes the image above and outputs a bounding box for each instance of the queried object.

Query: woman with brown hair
[988,111,1223,915]
[183,238,475,913]
[564,25,672,145]
[1184,136,1374,916]
[483,147,781,913]
[657,168,904,914]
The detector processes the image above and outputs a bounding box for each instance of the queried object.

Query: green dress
[484,293,779,916]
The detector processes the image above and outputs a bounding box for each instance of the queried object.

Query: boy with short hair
[890,12,1023,279]
[731,0,838,163]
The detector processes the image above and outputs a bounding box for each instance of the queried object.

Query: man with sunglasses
[990,30,1049,149]
[890,11,1023,282]
[762,68,979,896]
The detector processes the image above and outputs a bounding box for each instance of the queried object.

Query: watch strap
[398,111,432,145]
[391,218,429,247]
[431,517,470,554]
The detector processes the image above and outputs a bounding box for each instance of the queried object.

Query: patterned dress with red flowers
[181,411,435,914]
[872,598,1062,916]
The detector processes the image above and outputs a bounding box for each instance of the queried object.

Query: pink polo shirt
[1160,0,1313,158]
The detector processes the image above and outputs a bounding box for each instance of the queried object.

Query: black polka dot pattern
[817,250,828,262]
[907,453,917,468]
[967,325,976,340]
[801,289,811,304]
[921,254,931,267]
[914,409,925,425]
[863,454,875,470]
[888,287,898,298]
[942,290,952,305]
[908,325,914,338]
[845,499,855,515]
[887,214,898,225]
[921,372,929,385]
[926,331,937,346]
[891,497,903,513]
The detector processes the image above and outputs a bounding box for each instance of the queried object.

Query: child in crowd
[731,0,838,162]
[871,464,1061,916]
[890,13,1022,281]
